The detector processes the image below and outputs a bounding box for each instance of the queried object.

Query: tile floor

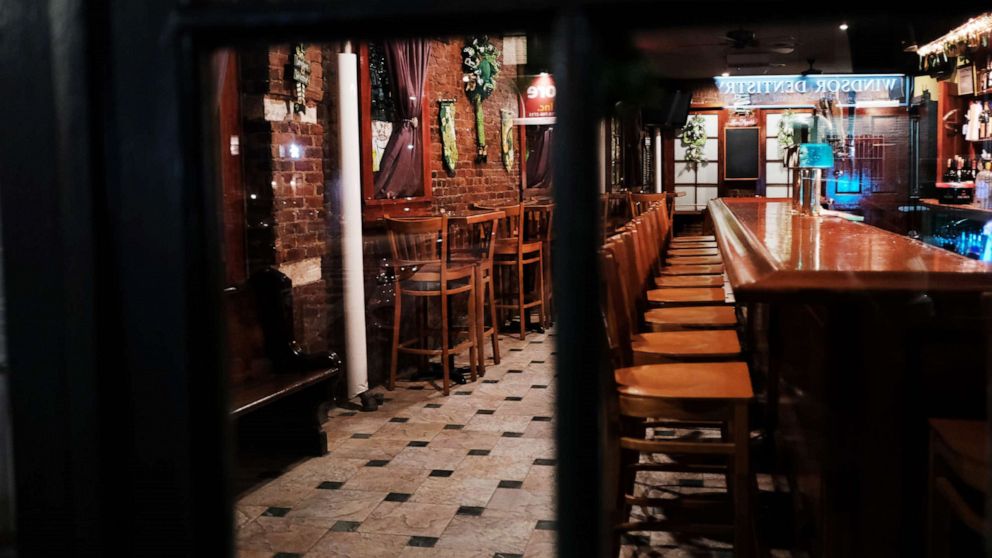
[235,327,791,557]
[235,331,558,558]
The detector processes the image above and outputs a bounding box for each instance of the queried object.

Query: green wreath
[463,36,501,163]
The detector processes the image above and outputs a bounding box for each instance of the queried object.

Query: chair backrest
[601,243,633,368]
[384,216,446,268]
[524,204,554,243]
[628,192,665,217]
[449,213,500,267]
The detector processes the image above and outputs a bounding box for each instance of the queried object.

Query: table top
[710,198,992,299]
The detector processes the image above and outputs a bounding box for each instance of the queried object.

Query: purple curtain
[526,126,554,189]
[374,39,432,199]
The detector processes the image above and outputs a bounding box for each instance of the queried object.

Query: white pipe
[597,118,607,193]
[337,52,368,399]
[653,128,662,193]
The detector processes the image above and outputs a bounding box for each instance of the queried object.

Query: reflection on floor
[236,331,558,557]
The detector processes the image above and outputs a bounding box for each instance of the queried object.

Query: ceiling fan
[801,57,823,76]
[670,28,798,54]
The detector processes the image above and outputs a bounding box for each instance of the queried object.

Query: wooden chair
[672,235,716,243]
[927,418,988,557]
[385,216,477,395]
[628,192,665,218]
[481,203,545,339]
[655,275,724,288]
[667,255,724,266]
[644,306,739,331]
[600,248,755,557]
[659,264,725,276]
[448,212,502,375]
[668,247,719,257]
[524,203,555,329]
[604,239,741,363]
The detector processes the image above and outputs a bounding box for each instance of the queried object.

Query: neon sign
[710,74,908,108]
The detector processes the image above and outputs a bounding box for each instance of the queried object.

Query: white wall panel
[765,161,789,184]
[674,186,695,209]
[766,186,791,198]
[674,138,718,161]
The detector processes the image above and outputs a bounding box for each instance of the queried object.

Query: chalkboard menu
[724,127,760,181]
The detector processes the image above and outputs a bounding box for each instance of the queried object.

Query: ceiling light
[721,71,730,77]
[839,23,849,31]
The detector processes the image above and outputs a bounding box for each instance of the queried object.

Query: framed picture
[957,65,976,96]
[978,68,992,95]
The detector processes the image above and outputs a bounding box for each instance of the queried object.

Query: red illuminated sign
[522,73,556,118]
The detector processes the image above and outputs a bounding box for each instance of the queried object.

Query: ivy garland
[679,115,708,169]
[463,36,501,163]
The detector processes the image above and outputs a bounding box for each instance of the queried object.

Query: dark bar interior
[3,1,992,557]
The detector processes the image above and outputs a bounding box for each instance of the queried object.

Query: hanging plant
[679,115,708,170]
[777,109,797,158]
[463,36,501,163]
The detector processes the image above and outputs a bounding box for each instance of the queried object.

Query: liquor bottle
[945,158,955,182]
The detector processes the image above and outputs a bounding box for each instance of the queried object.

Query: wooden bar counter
[709,198,992,557]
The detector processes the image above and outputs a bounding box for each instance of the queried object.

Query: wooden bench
[226,268,342,456]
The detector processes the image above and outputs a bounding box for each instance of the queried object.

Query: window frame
[357,41,433,221]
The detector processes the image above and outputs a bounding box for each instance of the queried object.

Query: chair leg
[488,275,500,364]
[475,268,486,376]
[537,249,546,331]
[733,401,754,558]
[468,275,478,383]
[389,283,402,391]
[441,292,450,396]
[518,261,526,340]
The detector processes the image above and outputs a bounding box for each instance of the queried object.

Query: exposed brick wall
[240,44,330,353]
[236,39,526,378]
[427,37,522,211]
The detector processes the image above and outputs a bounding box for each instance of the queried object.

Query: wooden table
[709,198,992,557]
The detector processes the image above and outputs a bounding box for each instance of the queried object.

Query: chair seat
[494,239,542,256]
[668,248,719,257]
[672,235,715,242]
[659,264,725,276]
[403,263,476,290]
[930,418,987,491]
[647,287,726,304]
[655,275,724,288]
[644,306,738,328]
[631,330,741,359]
[667,255,723,265]
[615,362,753,400]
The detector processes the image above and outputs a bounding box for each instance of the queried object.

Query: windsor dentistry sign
[710,74,908,108]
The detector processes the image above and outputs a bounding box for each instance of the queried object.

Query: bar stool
[672,235,716,243]
[605,240,741,363]
[385,216,477,396]
[601,249,755,557]
[668,247,719,257]
[482,203,545,339]
[667,255,724,266]
[655,275,724,288]
[927,418,988,557]
[659,264,725,276]
[524,203,555,329]
[628,192,665,218]
[448,212,502,375]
